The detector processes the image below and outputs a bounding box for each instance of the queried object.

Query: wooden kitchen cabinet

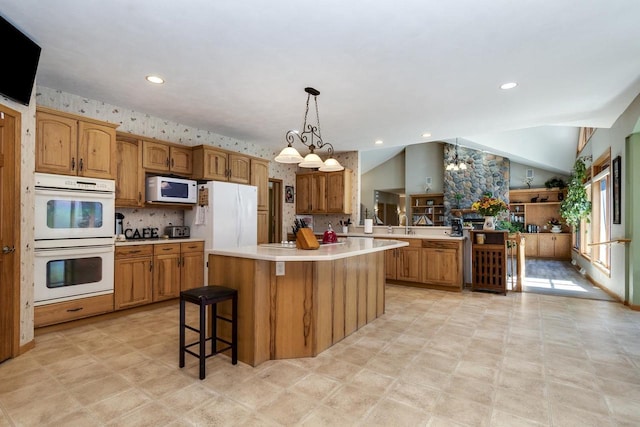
[34,294,114,327]
[385,239,422,282]
[421,240,463,289]
[251,159,269,211]
[471,230,507,294]
[142,140,193,176]
[192,145,252,183]
[36,106,117,179]
[180,241,205,291]
[114,245,153,309]
[296,169,352,214]
[257,210,269,244]
[538,233,571,259]
[523,233,539,257]
[296,172,327,214]
[153,243,182,301]
[115,135,145,207]
[326,170,352,214]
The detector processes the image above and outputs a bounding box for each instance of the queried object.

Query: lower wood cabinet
[421,240,462,288]
[471,230,507,294]
[180,241,205,291]
[522,233,571,259]
[34,294,114,328]
[383,238,463,290]
[115,245,153,309]
[115,240,204,310]
[385,239,422,282]
[537,233,571,259]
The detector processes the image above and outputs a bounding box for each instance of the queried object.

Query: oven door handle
[34,244,114,255]
[35,187,115,197]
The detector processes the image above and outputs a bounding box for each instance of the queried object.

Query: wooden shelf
[410,193,444,226]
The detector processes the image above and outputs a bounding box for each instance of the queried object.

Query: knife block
[296,228,319,250]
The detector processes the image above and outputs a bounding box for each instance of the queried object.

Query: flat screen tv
[0,16,41,106]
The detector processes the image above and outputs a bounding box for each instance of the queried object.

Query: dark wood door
[0,105,19,363]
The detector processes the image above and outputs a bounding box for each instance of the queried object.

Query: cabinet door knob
[71,157,76,171]
[79,158,84,171]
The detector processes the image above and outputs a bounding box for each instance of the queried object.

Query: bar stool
[179,285,238,379]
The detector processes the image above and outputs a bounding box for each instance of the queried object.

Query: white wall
[360,150,405,219]
[509,162,569,189]
[575,92,640,301]
[405,143,444,195]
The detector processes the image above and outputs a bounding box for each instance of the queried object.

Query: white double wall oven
[34,173,115,305]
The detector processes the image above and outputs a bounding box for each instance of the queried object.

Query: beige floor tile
[432,393,493,427]
[106,401,179,426]
[323,384,381,419]
[87,388,152,423]
[183,396,252,426]
[3,261,640,426]
[363,397,430,426]
[257,389,321,425]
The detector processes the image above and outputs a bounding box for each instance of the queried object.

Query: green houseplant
[560,156,591,228]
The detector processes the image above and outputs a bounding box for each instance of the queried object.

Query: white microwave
[146,176,198,204]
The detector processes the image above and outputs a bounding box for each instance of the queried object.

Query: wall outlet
[275,261,285,276]
[426,176,432,185]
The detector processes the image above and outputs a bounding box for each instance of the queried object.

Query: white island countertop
[207,237,409,261]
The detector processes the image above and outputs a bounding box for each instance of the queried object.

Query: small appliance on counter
[450,218,463,237]
[322,224,338,244]
[165,225,190,238]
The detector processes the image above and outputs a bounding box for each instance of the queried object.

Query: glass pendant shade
[298,152,324,168]
[318,157,344,172]
[274,145,304,163]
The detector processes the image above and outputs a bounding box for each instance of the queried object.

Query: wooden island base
[208,251,385,367]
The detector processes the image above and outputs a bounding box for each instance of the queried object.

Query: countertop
[336,232,466,240]
[207,237,409,261]
[115,237,204,247]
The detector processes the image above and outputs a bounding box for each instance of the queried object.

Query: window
[590,151,611,272]
[577,182,592,258]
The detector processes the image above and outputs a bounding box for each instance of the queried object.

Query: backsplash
[115,208,184,237]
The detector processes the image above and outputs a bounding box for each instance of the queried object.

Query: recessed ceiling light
[146,75,165,84]
[500,82,518,90]
[375,140,383,145]
[421,133,432,138]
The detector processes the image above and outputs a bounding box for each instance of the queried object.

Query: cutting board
[296,228,319,250]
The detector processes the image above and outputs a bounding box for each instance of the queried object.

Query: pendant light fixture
[446,139,467,171]
[275,87,344,172]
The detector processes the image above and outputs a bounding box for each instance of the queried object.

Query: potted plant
[560,156,591,228]
[454,193,463,209]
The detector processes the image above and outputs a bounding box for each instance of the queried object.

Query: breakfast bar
[206,237,408,366]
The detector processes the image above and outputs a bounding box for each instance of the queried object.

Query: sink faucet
[406,225,413,235]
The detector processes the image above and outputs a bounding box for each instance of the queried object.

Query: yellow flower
[472,196,508,216]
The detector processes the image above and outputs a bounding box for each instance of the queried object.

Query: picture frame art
[285,185,294,203]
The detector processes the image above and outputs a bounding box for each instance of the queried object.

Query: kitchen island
[206,237,408,367]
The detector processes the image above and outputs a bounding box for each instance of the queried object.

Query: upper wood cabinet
[142,140,193,176]
[36,106,118,179]
[229,153,251,184]
[115,136,145,207]
[251,159,269,212]
[192,145,257,185]
[296,169,352,214]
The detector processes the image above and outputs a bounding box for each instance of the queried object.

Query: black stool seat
[179,285,238,379]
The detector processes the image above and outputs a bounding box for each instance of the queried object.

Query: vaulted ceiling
[2,0,640,174]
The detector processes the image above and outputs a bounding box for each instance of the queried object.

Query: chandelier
[446,140,467,171]
[274,87,344,171]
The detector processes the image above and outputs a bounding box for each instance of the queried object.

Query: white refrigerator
[185,181,258,279]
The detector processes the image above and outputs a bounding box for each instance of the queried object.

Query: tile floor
[2,284,640,426]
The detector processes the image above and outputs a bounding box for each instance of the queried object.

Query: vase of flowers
[471,195,508,230]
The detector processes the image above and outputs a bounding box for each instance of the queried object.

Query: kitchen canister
[364,218,373,234]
